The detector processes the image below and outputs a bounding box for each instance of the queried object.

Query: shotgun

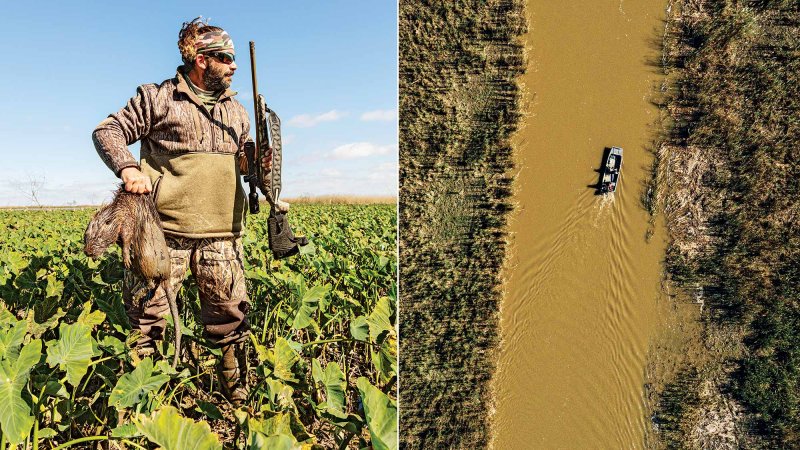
[245,41,308,258]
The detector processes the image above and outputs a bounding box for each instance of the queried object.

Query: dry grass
[282,195,396,205]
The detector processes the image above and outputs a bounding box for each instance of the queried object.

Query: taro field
[0,203,396,449]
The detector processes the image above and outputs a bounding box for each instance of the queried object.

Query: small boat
[599,147,623,193]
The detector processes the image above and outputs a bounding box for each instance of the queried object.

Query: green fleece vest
[141,150,247,238]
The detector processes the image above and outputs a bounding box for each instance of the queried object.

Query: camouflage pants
[123,235,250,349]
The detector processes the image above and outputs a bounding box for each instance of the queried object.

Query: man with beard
[92,18,265,404]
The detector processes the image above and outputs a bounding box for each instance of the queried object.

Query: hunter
[92,18,270,403]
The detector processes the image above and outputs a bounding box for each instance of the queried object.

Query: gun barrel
[249,41,261,152]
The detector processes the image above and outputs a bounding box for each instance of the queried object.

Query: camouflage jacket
[92,69,252,238]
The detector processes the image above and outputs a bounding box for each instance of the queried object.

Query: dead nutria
[83,185,181,368]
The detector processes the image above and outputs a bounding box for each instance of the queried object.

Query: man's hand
[239,146,273,174]
[276,199,290,212]
[120,167,152,194]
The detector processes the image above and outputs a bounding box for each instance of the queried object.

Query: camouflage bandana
[195,30,235,54]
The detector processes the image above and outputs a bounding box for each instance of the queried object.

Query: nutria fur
[83,185,181,367]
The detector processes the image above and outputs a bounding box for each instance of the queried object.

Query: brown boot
[218,343,248,405]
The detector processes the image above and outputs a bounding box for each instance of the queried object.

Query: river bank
[398,1,526,448]
[648,1,800,448]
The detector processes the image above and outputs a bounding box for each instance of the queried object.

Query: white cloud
[284,171,396,197]
[260,156,399,197]
[360,109,397,122]
[377,161,398,171]
[321,168,342,177]
[329,142,396,159]
[287,110,346,128]
[368,161,399,181]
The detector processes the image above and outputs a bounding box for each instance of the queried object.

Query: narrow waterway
[493,0,669,448]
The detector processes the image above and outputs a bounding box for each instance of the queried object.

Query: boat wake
[592,194,616,227]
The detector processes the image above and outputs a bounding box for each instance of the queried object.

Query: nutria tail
[163,280,182,368]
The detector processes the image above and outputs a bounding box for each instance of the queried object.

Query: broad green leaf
[356,377,397,450]
[77,303,106,328]
[250,335,270,363]
[45,274,64,298]
[350,316,369,341]
[45,322,94,386]
[154,359,182,377]
[0,373,33,444]
[311,359,323,385]
[319,409,362,434]
[109,358,169,409]
[5,251,26,275]
[37,427,57,439]
[311,359,346,414]
[377,255,389,270]
[0,303,15,326]
[234,408,249,426]
[41,380,68,399]
[272,338,300,382]
[249,412,294,439]
[367,297,394,343]
[291,285,328,330]
[92,294,130,332]
[0,339,42,445]
[372,335,397,384]
[25,307,66,339]
[298,240,316,255]
[111,423,140,438]
[265,379,295,409]
[99,335,125,355]
[249,432,297,450]
[196,400,223,420]
[248,411,312,446]
[136,406,222,450]
[16,339,42,374]
[0,320,27,360]
[81,254,100,270]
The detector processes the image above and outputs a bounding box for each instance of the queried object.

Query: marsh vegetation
[399,0,525,447]
[648,1,800,447]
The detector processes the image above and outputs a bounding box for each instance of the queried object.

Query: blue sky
[0,1,397,206]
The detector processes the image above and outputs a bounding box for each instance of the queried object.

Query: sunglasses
[205,51,236,65]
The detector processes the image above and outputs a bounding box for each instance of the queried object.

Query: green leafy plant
[0,203,396,448]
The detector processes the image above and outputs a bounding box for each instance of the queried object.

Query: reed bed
[649,1,800,447]
[398,0,526,448]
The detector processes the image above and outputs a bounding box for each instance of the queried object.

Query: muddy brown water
[493,0,669,448]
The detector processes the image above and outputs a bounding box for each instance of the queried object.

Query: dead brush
[83,185,181,367]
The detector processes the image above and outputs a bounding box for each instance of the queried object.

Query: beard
[203,62,233,91]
